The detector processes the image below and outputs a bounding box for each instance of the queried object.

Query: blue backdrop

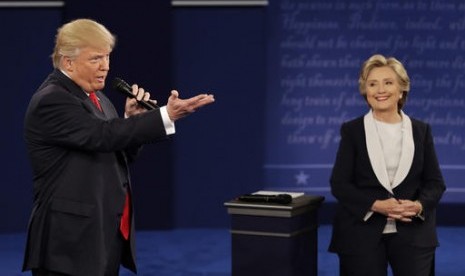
[1,7,62,232]
[1,1,266,232]
[264,0,465,203]
[2,0,465,233]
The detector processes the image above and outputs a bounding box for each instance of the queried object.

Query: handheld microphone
[112,77,159,110]
[237,194,293,205]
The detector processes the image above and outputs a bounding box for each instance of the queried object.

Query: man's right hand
[166,90,215,121]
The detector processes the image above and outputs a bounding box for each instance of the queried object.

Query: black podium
[224,194,325,276]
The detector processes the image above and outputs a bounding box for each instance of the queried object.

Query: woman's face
[365,66,402,115]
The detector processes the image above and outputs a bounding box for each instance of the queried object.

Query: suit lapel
[392,111,414,189]
[52,70,108,119]
[364,110,415,193]
[84,94,107,119]
[96,91,119,119]
[364,111,392,193]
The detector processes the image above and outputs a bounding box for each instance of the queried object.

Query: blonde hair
[52,18,116,68]
[358,54,410,110]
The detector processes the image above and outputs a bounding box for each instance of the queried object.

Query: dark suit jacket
[329,112,446,255]
[22,70,168,275]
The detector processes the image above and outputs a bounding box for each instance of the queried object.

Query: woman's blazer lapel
[364,110,415,194]
[392,112,414,189]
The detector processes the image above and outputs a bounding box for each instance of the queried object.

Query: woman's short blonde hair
[358,54,410,110]
[52,18,116,68]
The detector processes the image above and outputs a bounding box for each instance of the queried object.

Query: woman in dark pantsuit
[329,54,445,276]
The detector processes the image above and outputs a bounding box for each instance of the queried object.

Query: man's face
[64,46,111,92]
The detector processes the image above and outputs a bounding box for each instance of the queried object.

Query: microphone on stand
[112,77,159,110]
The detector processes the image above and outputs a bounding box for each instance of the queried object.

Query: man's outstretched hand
[166,90,215,121]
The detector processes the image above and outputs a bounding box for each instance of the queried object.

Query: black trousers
[338,233,435,276]
[31,230,125,276]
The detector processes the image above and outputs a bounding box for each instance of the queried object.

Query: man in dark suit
[22,18,214,275]
[329,54,445,276]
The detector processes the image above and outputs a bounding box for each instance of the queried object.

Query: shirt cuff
[415,200,425,221]
[160,106,175,135]
[363,211,374,221]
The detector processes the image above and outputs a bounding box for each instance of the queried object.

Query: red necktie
[89,91,102,112]
[89,91,130,238]
[89,91,129,239]
[120,193,131,240]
